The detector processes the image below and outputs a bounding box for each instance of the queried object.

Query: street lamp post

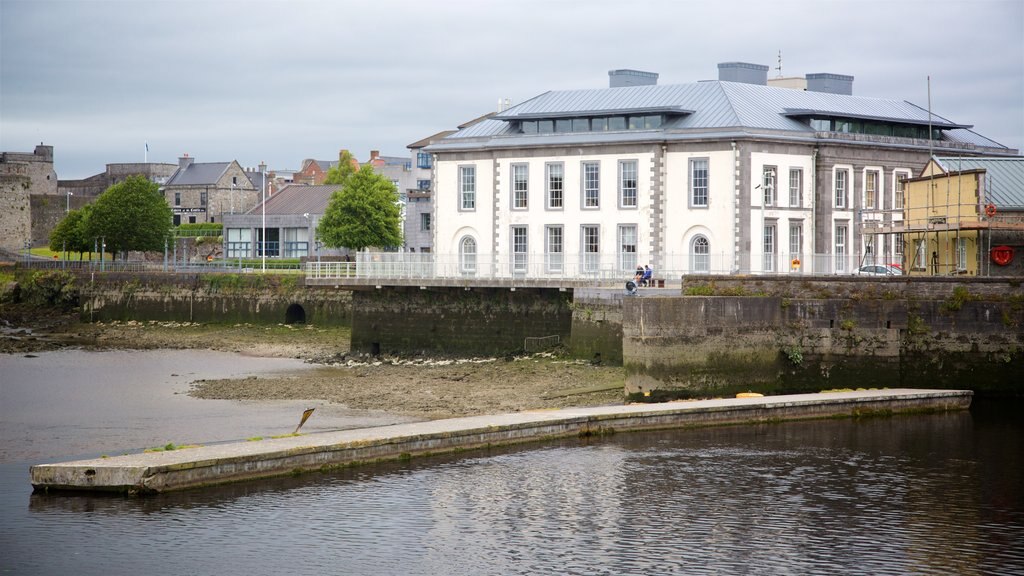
[66,190,73,213]
[261,163,266,272]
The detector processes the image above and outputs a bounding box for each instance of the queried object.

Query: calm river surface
[1,350,1022,575]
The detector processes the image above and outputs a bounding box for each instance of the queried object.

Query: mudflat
[1,312,626,420]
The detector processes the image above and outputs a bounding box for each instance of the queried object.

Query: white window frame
[893,170,910,210]
[582,162,600,209]
[788,168,802,208]
[619,160,638,208]
[864,169,880,210]
[545,225,563,273]
[581,225,600,272]
[835,169,849,209]
[459,165,476,211]
[546,162,564,210]
[691,235,710,273]
[763,221,776,272]
[459,236,477,274]
[763,166,777,207]
[511,225,528,273]
[511,163,528,210]
[835,224,848,272]
[914,239,927,270]
[690,158,709,208]
[957,237,968,271]
[618,224,637,271]
[789,224,802,261]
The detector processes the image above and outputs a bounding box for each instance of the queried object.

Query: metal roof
[432,80,1011,153]
[166,162,231,186]
[934,156,1024,209]
[246,184,342,216]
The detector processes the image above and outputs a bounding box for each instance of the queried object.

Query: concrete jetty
[31,388,971,495]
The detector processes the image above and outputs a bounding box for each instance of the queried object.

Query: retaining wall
[624,276,1024,397]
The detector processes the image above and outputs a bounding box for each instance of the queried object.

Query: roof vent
[608,69,659,88]
[717,62,769,85]
[806,73,854,95]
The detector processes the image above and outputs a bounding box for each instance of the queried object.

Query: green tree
[86,175,173,258]
[49,205,93,258]
[318,165,402,251]
[323,150,359,186]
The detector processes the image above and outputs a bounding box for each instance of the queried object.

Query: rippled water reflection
[6,402,1023,575]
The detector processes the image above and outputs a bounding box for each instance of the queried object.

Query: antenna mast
[775,50,783,78]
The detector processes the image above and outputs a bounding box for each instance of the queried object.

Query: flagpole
[144,142,148,163]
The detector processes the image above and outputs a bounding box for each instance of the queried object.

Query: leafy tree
[323,150,359,186]
[86,175,173,258]
[49,205,93,258]
[318,165,402,251]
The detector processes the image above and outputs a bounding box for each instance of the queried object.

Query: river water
[1,350,1022,575]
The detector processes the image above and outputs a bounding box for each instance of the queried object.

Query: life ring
[991,245,1014,266]
[985,203,997,218]
[791,258,801,269]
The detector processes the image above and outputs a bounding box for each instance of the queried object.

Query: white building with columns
[425,63,1015,280]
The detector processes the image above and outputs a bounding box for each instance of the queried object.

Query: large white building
[425,63,1015,280]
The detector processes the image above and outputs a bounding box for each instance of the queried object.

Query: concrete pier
[31,389,971,495]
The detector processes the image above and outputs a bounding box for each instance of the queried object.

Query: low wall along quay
[31,389,972,494]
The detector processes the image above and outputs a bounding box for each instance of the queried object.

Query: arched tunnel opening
[285,303,307,325]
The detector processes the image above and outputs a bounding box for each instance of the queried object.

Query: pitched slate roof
[934,156,1024,209]
[166,162,232,186]
[246,184,341,216]
[431,80,1009,153]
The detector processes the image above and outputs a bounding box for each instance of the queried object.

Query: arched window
[460,236,477,274]
[691,236,710,273]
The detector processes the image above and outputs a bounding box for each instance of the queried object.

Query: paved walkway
[31,388,971,495]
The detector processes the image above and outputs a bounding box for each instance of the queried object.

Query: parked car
[855,264,903,276]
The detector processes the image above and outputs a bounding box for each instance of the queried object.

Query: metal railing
[303,251,895,283]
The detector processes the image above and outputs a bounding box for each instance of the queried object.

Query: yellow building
[899,157,1024,277]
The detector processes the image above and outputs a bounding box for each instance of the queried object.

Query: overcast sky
[2,0,1022,179]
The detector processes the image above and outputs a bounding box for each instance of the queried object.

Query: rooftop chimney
[717,62,769,85]
[608,69,659,88]
[370,150,380,161]
[805,73,854,95]
[178,154,194,170]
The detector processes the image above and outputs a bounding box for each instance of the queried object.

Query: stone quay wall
[79,272,352,327]
[623,276,1023,398]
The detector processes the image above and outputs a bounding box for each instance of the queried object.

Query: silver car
[855,264,903,276]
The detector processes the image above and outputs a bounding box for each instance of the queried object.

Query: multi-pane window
[763,223,776,272]
[895,235,905,263]
[511,226,528,273]
[690,158,709,207]
[420,213,431,231]
[619,225,637,271]
[957,237,968,271]
[582,162,600,208]
[416,152,432,169]
[914,239,927,270]
[894,172,908,209]
[835,224,848,272]
[789,225,802,261]
[835,169,849,208]
[512,164,528,209]
[459,166,476,210]
[619,160,638,208]
[692,235,710,273]
[789,169,802,207]
[200,191,207,206]
[546,226,563,273]
[174,192,181,206]
[763,166,777,207]
[546,163,564,209]
[226,228,251,258]
[417,179,430,190]
[581,225,600,272]
[460,236,477,274]
[865,170,879,209]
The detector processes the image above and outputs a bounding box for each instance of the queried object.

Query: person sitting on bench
[640,265,653,287]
